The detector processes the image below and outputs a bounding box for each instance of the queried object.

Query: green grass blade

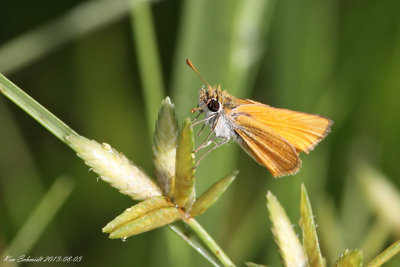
[245,262,267,267]
[225,0,275,94]
[130,0,165,135]
[300,184,325,267]
[0,73,78,143]
[266,191,307,267]
[0,0,133,74]
[1,176,74,258]
[185,218,236,267]
[367,240,400,267]
[168,223,220,267]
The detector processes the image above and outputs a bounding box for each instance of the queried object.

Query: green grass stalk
[0,73,78,143]
[1,176,74,259]
[130,1,165,135]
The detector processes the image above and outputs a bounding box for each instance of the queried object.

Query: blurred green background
[1,0,400,266]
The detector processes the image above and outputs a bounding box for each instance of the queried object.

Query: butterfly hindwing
[232,101,332,153]
[233,113,301,177]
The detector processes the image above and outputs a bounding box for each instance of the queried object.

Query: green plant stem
[0,73,78,143]
[185,218,236,266]
[130,0,165,135]
[367,240,400,267]
[1,176,74,259]
[168,224,220,267]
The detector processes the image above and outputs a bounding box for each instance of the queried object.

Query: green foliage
[174,118,196,209]
[102,196,171,233]
[300,184,325,267]
[108,207,181,239]
[1,0,400,266]
[334,250,363,267]
[153,97,179,198]
[191,170,238,217]
[265,184,400,267]
[367,240,400,267]
[266,191,307,266]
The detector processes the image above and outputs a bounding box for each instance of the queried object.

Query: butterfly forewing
[232,101,332,153]
[234,114,301,177]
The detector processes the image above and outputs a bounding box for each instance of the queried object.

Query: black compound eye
[207,99,220,112]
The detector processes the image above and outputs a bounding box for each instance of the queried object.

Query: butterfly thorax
[198,86,245,140]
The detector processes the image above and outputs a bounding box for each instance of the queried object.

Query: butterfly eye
[207,99,220,112]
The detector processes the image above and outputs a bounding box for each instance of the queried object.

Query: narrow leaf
[2,176,74,258]
[168,222,221,267]
[103,196,171,233]
[174,117,195,209]
[109,207,181,239]
[131,0,165,133]
[0,73,77,143]
[153,97,179,197]
[190,170,238,217]
[245,262,267,267]
[334,249,363,267]
[266,191,307,267]
[300,183,324,267]
[367,239,400,267]
[184,218,236,267]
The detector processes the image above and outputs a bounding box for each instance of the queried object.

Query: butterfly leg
[197,123,206,137]
[194,116,220,152]
[194,133,216,153]
[195,137,230,167]
[191,113,217,128]
[191,110,203,123]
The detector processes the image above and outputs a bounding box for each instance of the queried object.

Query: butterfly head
[198,85,224,113]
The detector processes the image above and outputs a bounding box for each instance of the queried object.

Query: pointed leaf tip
[190,170,238,217]
[153,97,179,197]
[174,118,195,209]
[109,207,181,239]
[300,184,324,267]
[245,262,267,267]
[266,191,307,267]
[103,196,171,233]
[334,249,363,267]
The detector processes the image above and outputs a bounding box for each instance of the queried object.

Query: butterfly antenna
[186,59,213,91]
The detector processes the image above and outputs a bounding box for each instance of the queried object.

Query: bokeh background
[1,0,400,266]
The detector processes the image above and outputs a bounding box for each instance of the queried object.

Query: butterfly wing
[232,101,332,153]
[233,113,301,177]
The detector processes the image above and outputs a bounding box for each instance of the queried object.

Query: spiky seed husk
[103,196,171,233]
[153,97,179,197]
[266,191,307,267]
[109,207,182,238]
[67,135,162,201]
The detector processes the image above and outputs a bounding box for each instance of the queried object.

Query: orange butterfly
[187,59,332,177]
